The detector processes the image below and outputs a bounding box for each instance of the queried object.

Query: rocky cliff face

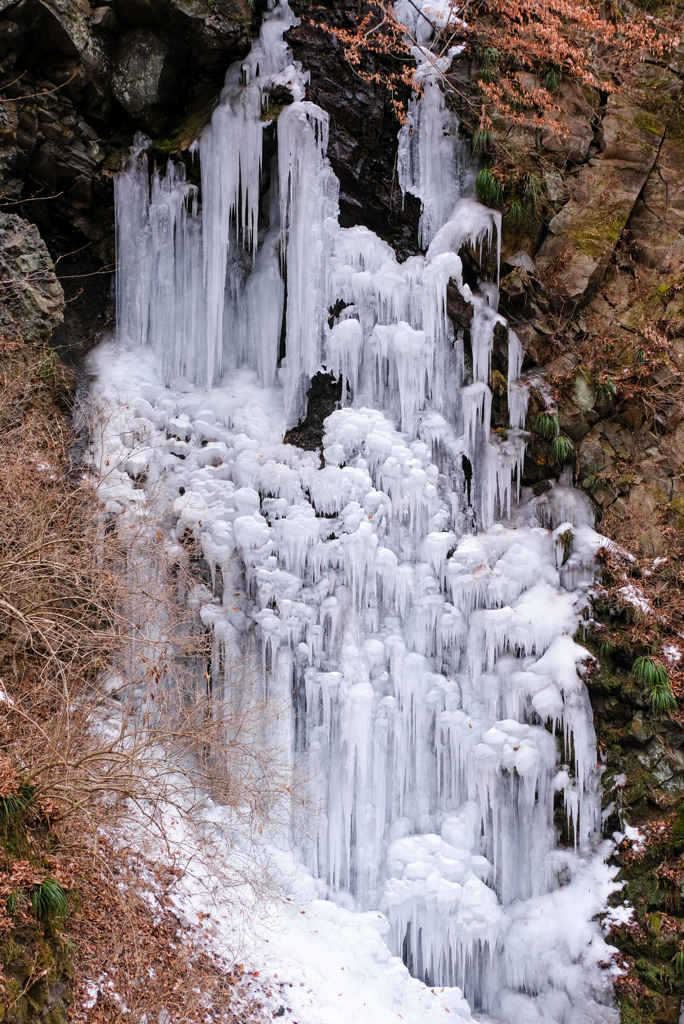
[285,1,422,257]
[0,211,64,346]
[2,1,684,1020]
[0,0,260,356]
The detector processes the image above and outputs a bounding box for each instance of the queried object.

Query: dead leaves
[66,833,268,1024]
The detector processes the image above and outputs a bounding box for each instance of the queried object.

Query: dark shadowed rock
[287,0,421,257]
[284,371,342,455]
[111,29,177,115]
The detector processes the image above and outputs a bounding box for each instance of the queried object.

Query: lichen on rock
[0,213,64,349]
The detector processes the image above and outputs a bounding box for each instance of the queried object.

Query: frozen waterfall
[95,2,623,1021]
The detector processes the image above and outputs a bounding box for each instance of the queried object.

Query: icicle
[397,75,468,248]
[114,134,152,352]
[326,319,363,401]
[427,198,502,284]
[106,6,619,1018]
[278,101,339,426]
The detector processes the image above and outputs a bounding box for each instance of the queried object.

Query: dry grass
[0,344,300,1020]
[65,832,271,1023]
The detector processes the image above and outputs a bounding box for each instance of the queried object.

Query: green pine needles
[6,876,68,923]
[550,435,574,465]
[535,412,572,465]
[475,167,503,207]
[536,411,559,439]
[30,877,68,922]
[0,784,35,827]
[583,468,602,494]
[478,47,500,83]
[508,199,523,225]
[472,128,494,153]
[632,656,677,713]
[6,891,29,915]
[543,66,561,91]
[673,948,684,977]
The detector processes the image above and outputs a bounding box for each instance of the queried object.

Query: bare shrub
[0,344,304,1018]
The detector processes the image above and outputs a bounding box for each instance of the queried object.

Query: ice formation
[97,2,625,1021]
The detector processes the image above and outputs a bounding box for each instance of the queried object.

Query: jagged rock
[446,280,473,329]
[116,0,252,61]
[570,368,596,415]
[627,483,666,554]
[499,268,527,306]
[286,0,421,255]
[539,78,596,166]
[32,0,95,57]
[559,399,591,441]
[3,0,110,105]
[536,64,682,312]
[90,6,116,34]
[628,93,684,273]
[578,426,616,476]
[500,74,595,167]
[602,419,636,460]
[0,211,64,346]
[503,250,536,275]
[512,319,558,367]
[111,29,177,115]
[0,0,255,247]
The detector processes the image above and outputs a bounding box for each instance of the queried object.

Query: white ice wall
[107,4,621,1021]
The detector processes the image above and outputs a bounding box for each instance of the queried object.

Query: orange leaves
[310,0,681,137]
[463,0,680,122]
[0,753,19,800]
[309,3,421,123]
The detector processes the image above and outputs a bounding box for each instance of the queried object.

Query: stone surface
[0,0,257,359]
[540,78,596,166]
[111,28,176,115]
[0,2,684,1020]
[0,211,64,346]
[535,64,682,312]
[287,0,422,256]
[628,92,684,274]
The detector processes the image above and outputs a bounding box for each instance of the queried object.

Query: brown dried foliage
[466,0,679,122]
[0,344,299,1019]
[312,0,680,131]
[311,2,421,122]
[66,834,269,1023]
[613,953,651,1000]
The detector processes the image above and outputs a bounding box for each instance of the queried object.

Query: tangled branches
[311,2,420,122]
[0,343,303,1018]
[311,0,681,133]
[465,0,680,125]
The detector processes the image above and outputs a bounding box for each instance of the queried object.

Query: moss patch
[569,200,634,260]
[152,92,220,157]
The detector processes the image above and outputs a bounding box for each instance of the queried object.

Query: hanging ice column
[114,0,301,389]
[395,1,470,249]
[278,102,339,426]
[108,2,621,1020]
